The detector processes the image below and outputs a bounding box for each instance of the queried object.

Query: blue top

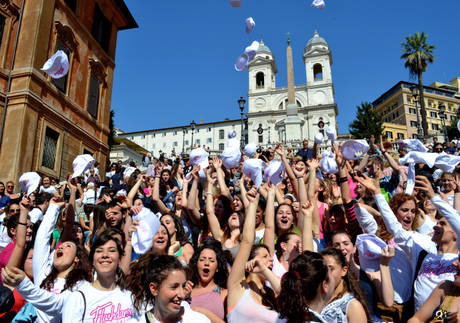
[296,148,313,160]
[0,195,11,209]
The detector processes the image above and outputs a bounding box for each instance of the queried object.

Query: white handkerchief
[131,208,161,255]
[41,50,70,79]
[311,0,325,9]
[19,172,41,197]
[245,17,255,34]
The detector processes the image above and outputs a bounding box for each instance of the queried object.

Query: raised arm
[127,175,145,208]
[307,159,321,238]
[152,163,172,214]
[213,157,231,200]
[416,175,460,250]
[301,201,314,252]
[262,184,276,255]
[378,245,395,307]
[33,198,63,285]
[379,135,400,174]
[227,188,259,308]
[7,196,31,269]
[205,169,223,241]
[292,162,307,228]
[276,144,299,199]
[186,165,202,225]
[354,204,378,235]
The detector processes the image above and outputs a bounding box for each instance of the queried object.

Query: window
[42,127,60,169]
[256,72,264,88]
[313,64,323,81]
[412,134,418,139]
[163,143,166,148]
[64,0,77,12]
[410,121,417,127]
[196,129,199,133]
[219,129,224,139]
[173,131,177,135]
[451,115,456,121]
[397,133,405,140]
[52,41,71,93]
[258,135,263,143]
[208,127,211,132]
[409,108,416,114]
[92,5,111,52]
[185,140,189,145]
[207,138,212,143]
[83,148,93,156]
[173,142,178,147]
[432,124,439,130]
[219,143,225,151]
[386,131,393,139]
[0,15,5,50]
[162,133,166,137]
[196,139,200,145]
[87,75,100,118]
[430,112,437,118]
[142,134,145,139]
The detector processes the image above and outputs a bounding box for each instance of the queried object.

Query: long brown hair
[320,247,370,320]
[40,242,92,292]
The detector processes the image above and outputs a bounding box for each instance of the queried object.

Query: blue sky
[112,0,460,135]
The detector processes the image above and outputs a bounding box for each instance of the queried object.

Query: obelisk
[284,33,303,142]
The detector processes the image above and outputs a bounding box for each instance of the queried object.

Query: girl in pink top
[227,188,280,323]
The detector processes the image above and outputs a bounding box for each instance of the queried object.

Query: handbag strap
[78,290,86,321]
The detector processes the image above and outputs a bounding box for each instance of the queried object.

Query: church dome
[307,30,327,46]
[257,40,272,53]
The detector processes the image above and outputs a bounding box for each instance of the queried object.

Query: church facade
[118,31,338,156]
[247,31,337,146]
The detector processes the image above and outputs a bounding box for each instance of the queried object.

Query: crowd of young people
[0,134,460,323]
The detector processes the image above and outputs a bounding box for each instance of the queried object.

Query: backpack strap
[78,290,86,322]
[415,249,428,277]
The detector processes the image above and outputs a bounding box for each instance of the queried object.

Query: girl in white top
[126,253,210,323]
[357,174,460,312]
[29,185,93,323]
[227,188,280,323]
[62,231,138,322]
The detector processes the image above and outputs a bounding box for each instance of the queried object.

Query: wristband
[205,192,213,196]
[337,177,348,184]
[17,222,27,226]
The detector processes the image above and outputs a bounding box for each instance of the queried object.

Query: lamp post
[190,120,196,150]
[410,85,422,139]
[238,97,246,148]
[438,103,448,143]
[182,127,186,154]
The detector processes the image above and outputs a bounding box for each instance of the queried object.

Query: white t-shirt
[39,185,58,195]
[138,301,211,323]
[62,284,139,323]
[29,207,44,223]
[82,189,97,205]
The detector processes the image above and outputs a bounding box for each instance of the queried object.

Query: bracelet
[296,176,303,180]
[17,222,27,226]
[337,177,348,184]
[155,176,160,179]
[205,192,213,196]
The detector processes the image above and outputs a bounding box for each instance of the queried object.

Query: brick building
[0,0,136,184]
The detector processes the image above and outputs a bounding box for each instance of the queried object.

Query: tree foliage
[349,102,384,139]
[401,32,435,137]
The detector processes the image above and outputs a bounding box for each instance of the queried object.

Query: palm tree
[401,32,435,137]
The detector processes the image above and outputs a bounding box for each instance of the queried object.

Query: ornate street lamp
[410,85,422,139]
[438,103,448,143]
[238,97,246,148]
[182,127,186,154]
[190,120,196,149]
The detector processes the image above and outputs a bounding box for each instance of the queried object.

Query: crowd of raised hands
[1,136,460,322]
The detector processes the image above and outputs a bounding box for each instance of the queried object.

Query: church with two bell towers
[119,31,338,157]
[247,30,338,147]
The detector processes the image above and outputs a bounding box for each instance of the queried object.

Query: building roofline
[372,80,457,107]
[119,118,246,135]
[115,0,138,30]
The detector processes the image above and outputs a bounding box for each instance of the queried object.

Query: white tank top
[227,288,278,323]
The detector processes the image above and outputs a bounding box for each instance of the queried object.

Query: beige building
[373,79,460,140]
[0,0,137,184]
